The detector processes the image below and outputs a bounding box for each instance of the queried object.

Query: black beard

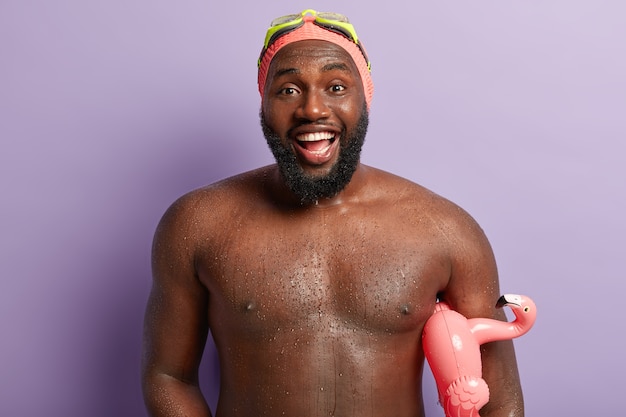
[261,104,369,204]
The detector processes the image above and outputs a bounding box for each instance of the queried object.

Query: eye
[330,84,346,93]
[281,87,298,95]
[523,306,530,313]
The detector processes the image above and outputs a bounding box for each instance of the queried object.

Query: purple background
[1,1,624,415]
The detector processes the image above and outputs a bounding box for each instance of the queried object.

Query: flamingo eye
[523,306,530,313]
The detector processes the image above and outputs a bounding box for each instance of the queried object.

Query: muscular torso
[192,165,457,417]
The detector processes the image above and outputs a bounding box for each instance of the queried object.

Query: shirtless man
[141,9,524,417]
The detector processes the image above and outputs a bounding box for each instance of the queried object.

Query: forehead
[267,39,359,79]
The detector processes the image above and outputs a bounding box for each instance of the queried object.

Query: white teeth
[296,131,334,142]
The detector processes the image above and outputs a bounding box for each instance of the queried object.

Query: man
[142,9,524,417]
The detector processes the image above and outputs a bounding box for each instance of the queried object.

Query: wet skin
[142,41,524,417]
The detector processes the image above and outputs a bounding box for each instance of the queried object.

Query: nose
[295,89,331,121]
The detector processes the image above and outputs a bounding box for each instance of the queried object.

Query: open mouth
[295,131,337,155]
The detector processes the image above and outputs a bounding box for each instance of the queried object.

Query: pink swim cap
[258,15,374,109]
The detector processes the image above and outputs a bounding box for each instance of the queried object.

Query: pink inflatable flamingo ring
[422,294,537,417]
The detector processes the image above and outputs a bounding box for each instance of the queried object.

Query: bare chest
[199,206,449,337]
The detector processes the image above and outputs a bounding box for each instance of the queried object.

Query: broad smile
[293,131,340,166]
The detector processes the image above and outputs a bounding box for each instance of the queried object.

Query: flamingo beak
[496,294,522,308]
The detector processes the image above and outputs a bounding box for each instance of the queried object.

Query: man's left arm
[440,208,524,417]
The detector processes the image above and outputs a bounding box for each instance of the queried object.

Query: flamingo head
[496,294,537,330]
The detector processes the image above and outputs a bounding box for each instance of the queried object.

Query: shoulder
[364,165,487,243]
[365,166,472,216]
[154,165,275,243]
[168,165,273,213]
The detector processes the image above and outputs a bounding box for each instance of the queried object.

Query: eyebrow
[321,62,352,73]
[274,68,300,78]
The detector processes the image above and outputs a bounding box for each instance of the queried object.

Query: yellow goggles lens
[260,9,369,70]
[263,9,359,50]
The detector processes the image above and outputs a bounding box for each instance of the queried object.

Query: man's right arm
[141,196,212,417]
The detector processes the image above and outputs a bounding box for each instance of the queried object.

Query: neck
[269,163,368,209]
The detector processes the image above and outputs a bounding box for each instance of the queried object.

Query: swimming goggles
[259,9,371,70]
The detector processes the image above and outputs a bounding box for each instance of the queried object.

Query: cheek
[263,93,291,114]
[262,102,293,143]
[335,99,362,127]
[333,85,365,120]
[262,100,283,131]
[261,98,272,121]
